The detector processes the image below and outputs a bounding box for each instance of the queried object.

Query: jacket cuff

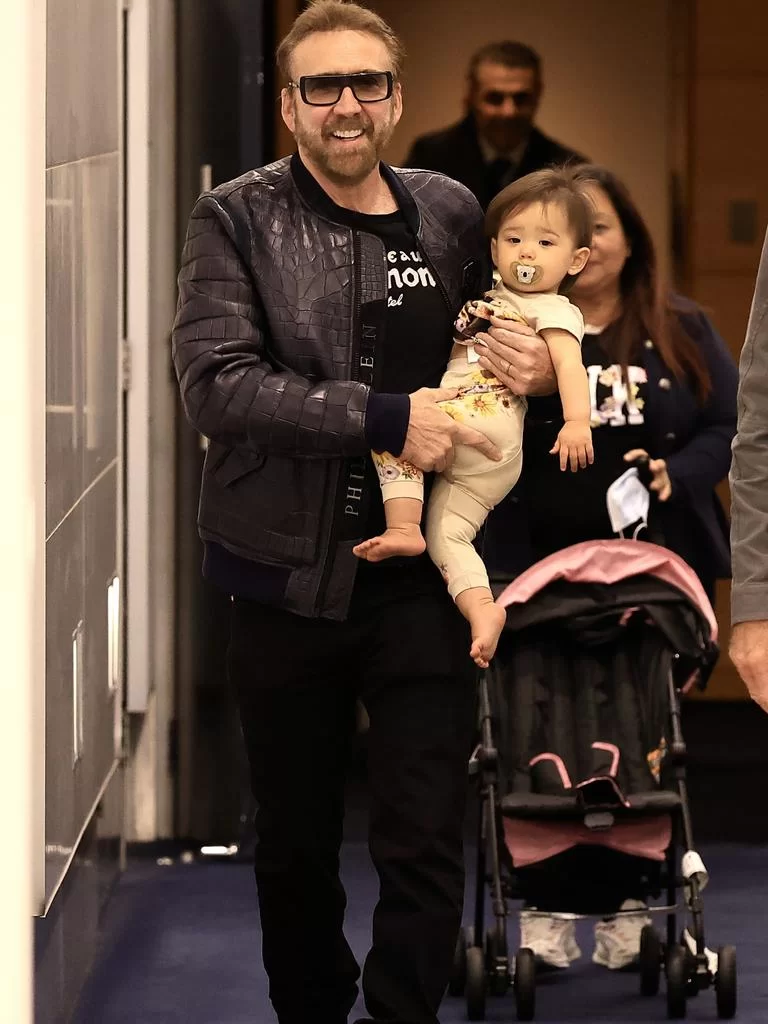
[365,393,410,457]
[662,458,688,506]
[731,583,768,625]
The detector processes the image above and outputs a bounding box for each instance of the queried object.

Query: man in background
[730,228,768,713]
[405,41,586,210]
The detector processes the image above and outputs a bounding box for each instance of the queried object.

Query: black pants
[228,575,477,1024]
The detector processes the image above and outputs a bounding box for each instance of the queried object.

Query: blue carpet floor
[72,840,767,1023]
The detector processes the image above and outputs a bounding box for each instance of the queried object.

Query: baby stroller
[449,538,737,1021]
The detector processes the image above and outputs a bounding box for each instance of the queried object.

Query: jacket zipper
[313,229,451,616]
[315,230,364,615]
[405,203,455,318]
[418,238,456,323]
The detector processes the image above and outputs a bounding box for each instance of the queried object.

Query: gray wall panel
[46,153,120,533]
[35,826,98,1024]
[44,502,84,902]
[46,0,118,167]
[44,468,120,908]
[45,164,82,535]
[35,769,123,1024]
[82,155,119,484]
[38,0,124,1019]
[44,0,122,906]
[82,468,119,815]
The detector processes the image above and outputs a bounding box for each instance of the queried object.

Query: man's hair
[486,166,594,249]
[277,0,405,81]
[468,41,541,86]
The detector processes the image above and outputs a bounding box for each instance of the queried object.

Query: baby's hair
[485,166,595,249]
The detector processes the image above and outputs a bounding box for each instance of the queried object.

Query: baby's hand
[550,419,594,472]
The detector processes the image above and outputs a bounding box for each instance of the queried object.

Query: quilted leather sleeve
[172,195,370,457]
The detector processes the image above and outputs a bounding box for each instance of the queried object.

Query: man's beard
[294,110,397,186]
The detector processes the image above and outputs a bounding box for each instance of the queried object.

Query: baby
[354,168,595,667]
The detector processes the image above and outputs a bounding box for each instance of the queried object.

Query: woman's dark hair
[571,164,711,402]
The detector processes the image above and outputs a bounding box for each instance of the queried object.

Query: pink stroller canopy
[495,539,718,643]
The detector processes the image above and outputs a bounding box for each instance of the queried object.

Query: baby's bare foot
[468,603,507,668]
[353,525,426,562]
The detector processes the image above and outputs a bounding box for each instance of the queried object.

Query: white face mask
[606,467,650,539]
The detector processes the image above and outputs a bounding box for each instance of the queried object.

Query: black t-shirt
[340,208,454,394]
[523,325,651,556]
[337,207,455,588]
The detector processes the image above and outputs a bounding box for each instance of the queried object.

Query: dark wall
[175,0,272,843]
[177,0,274,236]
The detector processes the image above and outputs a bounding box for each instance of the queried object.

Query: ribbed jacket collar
[290,151,420,236]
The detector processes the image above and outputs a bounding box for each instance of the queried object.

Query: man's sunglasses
[288,71,394,107]
[481,89,536,108]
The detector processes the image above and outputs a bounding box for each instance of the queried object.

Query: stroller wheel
[485,925,510,996]
[639,925,661,996]
[448,928,467,996]
[665,945,688,1019]
[466,944,486,1021]
[715,945,737,1019]
[514,948,536,1022]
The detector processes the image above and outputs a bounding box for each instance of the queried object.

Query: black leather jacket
[173,154,488,619]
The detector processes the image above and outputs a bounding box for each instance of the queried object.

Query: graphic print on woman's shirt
[524,331,652,554]
[587,362,648,428]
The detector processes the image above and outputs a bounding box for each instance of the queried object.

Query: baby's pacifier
[512,262,542,285]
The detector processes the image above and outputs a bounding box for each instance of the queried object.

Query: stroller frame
[451,604,737,1021]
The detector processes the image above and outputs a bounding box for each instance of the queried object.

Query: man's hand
[474,316,557,396]
[730,620,768,713]
[401,387,502,473]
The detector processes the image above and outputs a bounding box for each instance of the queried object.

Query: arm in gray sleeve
[730,228,768,624]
